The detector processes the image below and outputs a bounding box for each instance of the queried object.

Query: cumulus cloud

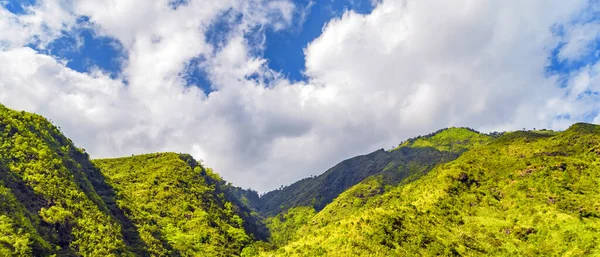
[0,0,75,49]
[1,0,600,192]
[556,3,600,63]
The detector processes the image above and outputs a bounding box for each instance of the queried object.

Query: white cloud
[304,0,597,133]
[558,22,600,62]
[0,0,75,49]
[1,0,600,192]
[557,3,600,63]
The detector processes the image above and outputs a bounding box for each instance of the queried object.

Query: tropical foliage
[3,104,600,257]
[93,153,265,256]
[0,104,262,256]
[255,123,600,256]
[396,127,494,152]
[0,105,127,256]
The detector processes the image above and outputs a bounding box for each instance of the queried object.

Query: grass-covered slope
[93,153,266,256]
[258,123,600,256]
[260,128,491,217]
[0,105,129,256]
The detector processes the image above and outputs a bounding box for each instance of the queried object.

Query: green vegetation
[0,105,128,256]
[259,128,492,218]
[260,147,463,216]
[3,103,600,256]
[265,206,316,248]
[255,123,600,256]
[396,127,493,152]
[0,104,263,256]
[93,153,265,256]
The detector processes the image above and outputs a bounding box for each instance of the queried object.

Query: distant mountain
[251,123,600,256]
[259,127,493,216]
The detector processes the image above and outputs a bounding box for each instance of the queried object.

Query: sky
[1,0,600,192]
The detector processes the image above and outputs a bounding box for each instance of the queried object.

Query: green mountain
[395,127,497,152]
[3,103,600,257]
[0,105,262,256]
[259,127,492,216]
[93,153,267,256]
[252,124,600,256]
[0,105,129,256]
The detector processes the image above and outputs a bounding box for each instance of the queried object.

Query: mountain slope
[0,104,265,257]
[93,153,267,256]
[6,103,600,256]
[257,123,600,256]
[260,128,492,216]
[0,105,129,256]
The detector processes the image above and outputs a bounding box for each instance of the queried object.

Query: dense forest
[249,124,600,256]
[260,127,493,216]
[1,104,600,256]
[0,105,267,256]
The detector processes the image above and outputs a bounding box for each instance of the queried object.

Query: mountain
[3,103,600,256]
[0,105,129,256]
[259,127,492,216]
[395,127,498,151]
[251,124,600,256]
[0,105,262,256]
[93,153,268,256]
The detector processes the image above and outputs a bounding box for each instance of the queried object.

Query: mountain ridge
[2,104,600,256]
[251,122,600,256]
[258,127,494,217]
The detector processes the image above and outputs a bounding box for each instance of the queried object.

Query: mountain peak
[565,122,600,134]
[395,127,491,152]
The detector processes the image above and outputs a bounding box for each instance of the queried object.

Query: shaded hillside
[226,185,263,216]
[254,123,600,256]
[93,153,267,256]
[260,128,492,216]
[0,105,130,256]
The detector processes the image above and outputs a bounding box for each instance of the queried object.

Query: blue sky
[8,0,598,92]
[4,0,36,14]
[8,0,379,91]
[262,0,376,82]
[41,24,125,79]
